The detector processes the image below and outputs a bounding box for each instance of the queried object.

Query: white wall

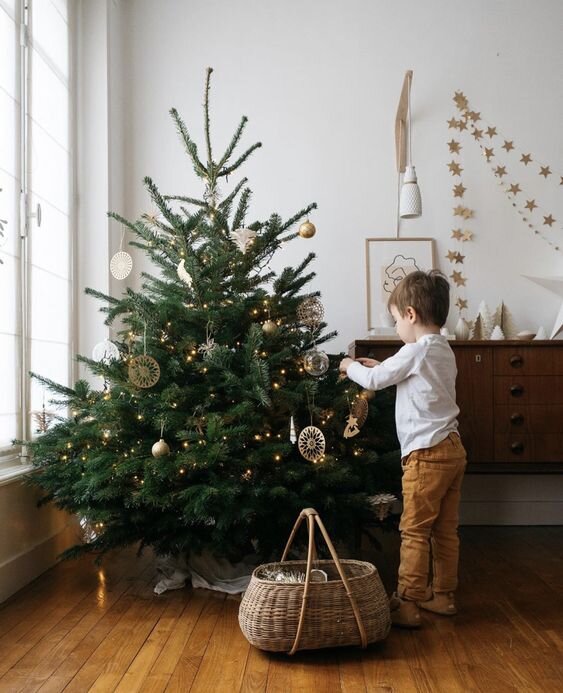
[0,480,77,603]
[75,0,563,523]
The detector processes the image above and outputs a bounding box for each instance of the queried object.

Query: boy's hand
[339,357,354,374]
[356,357,380,368]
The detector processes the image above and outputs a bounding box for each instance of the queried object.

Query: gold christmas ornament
[128,354,161,388]
[151,438,170,457]
[296,297,324,328]
[298,219,316,239]
[343,415,360,439]
[351,396,369,427]
[262,319,278,336]
[298,425,326,462]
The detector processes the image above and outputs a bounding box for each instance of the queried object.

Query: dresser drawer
[493,376,563,405]
[494,347,563,375]
[494,434,563,463]
[494,405,563,434]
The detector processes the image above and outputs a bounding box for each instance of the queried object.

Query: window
[0,0,72,474]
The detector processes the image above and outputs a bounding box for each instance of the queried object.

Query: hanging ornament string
[110,228,133,280]
[343,393,360,439]
[128,321,160,388]
[298,387,326,462]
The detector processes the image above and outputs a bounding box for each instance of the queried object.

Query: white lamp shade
[399,166,422,218]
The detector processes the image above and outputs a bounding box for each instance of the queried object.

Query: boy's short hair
[388,270,450,327]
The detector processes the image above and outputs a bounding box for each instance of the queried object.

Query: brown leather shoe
[417,591,457,616]
[390,593,421,628]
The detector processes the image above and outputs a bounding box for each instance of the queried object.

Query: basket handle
[281,507,368,655]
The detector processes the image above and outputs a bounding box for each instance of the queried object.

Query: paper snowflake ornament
[230,228,256,254]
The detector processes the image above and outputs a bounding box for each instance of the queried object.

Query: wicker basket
[238,508,391,654]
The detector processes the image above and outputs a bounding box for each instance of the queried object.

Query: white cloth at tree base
[153,550,257,595]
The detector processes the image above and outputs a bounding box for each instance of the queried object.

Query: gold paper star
[543,214,555,226]
[450,271,466,287]
[525,199,538,212]
[446,250,458,262]
[451,228,463,241]
[453,183,466,198]
[462,230,473,241]
[483,147,494,161]
[454,252,465,263]
[448,161,463,176]
[468,111,481,122]
[560,177,563,186]
[448,139,461,153]
[486,126,497,138]
[456,297,468,310]
[462,208,473,220]
[458,120,468,131]
[494,165,507,178]
[447,118,459,129]
[472,128,483,140]
[520,153,532,165]
[508,183,522,195]
[539,166,552,178]
[502,140,514,152]
[453,205,473,218]
[453,91,468,110]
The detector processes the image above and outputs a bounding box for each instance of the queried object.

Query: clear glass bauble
[303,348,329,376]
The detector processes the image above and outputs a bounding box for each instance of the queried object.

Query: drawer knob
[509,355,524,368]
[510,441,525,454]
[510,413,524,425]
[510,384,524,397]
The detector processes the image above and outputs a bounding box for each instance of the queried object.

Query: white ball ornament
[152,438,170,458]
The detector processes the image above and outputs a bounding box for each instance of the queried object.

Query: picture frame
[365,237,436,331]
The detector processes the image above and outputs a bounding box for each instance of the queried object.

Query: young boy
[339,270,467,628]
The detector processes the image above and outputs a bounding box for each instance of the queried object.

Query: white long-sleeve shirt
[346,334,459,457]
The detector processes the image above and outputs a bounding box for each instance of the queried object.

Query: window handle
[29,202,41,227]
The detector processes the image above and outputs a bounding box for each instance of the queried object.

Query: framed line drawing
[365,237,436,331]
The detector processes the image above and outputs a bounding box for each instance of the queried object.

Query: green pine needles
[23,68,400,563]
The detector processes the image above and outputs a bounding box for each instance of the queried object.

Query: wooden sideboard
[349,340,563,473]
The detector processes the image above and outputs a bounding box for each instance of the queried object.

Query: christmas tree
[24,69,400,563]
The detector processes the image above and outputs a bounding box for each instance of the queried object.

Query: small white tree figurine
[477,300,493,339]
[493,302,517,339]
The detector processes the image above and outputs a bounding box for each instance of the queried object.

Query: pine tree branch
[204,67,214,176]
[280,203,318,233]
[217,143,262,178]
[169,107,208,179]
[164,195,207,208]
[217,116,248,170]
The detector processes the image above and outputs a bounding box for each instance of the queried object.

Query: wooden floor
[0,527,562,692]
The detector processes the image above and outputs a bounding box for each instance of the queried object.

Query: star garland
[449,91,562,256]
[445,123,473,316]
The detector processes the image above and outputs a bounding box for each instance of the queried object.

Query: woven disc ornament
[296,297,324,328]
[303,348,329,376]
[110,251,133,280]
[298,425,326,462]
[351,396,369,427]
[128,354,160,388]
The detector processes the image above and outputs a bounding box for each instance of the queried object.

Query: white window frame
[0,0,75,480]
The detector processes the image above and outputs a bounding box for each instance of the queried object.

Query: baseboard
[0,522,78,604]
[460,501,563,525]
